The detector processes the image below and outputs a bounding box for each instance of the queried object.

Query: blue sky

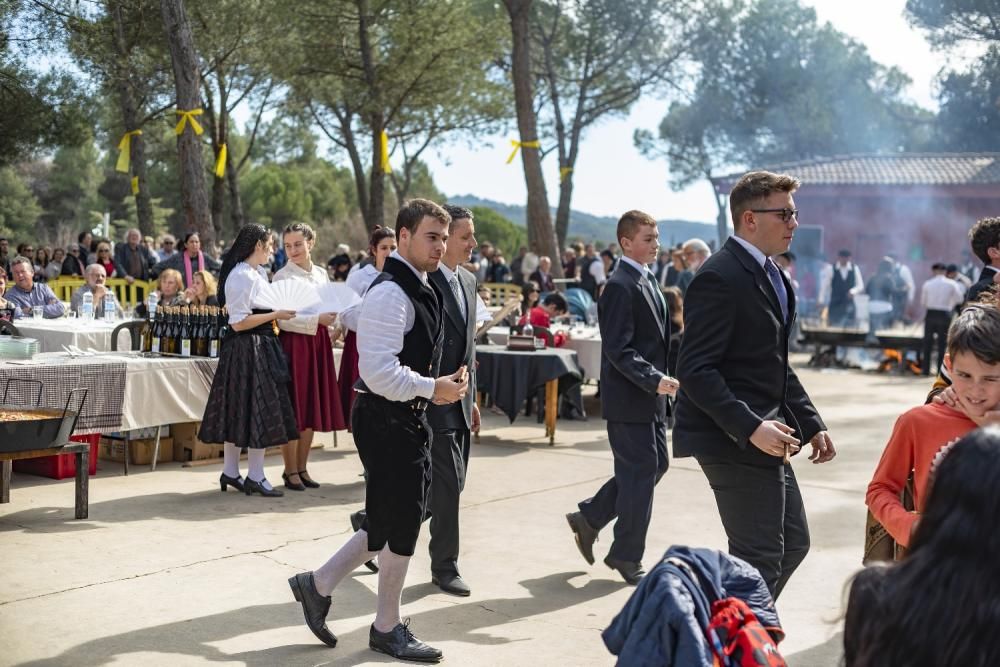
[424,0,981,223]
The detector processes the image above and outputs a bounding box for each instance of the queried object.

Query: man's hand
[471,403,481,434]
[951,391,1000,427]
[432,366,469,405]
[93,285,106,301]
[932,385,958,408]
[657,376,679,397]
[808,431,836,463]
[125,275,135,285]
[749,420,800,459]
[318,312,337,328]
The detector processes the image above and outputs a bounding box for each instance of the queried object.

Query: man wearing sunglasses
[673,170,835,600]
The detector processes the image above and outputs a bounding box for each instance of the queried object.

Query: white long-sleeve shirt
[818,262,865,306]
[225,262,269,325]
[356,251,436,402]
[921,275,964,312]
[339,263,380,332]
[272,259,328,335]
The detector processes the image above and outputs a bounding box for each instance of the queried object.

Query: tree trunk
[110,0,153,235]
[504,0,563,278]
[366,116,386,230]
[202,100,226,240]
[160,0,214,247]
[225,153,245,231]
[555,172,573,248]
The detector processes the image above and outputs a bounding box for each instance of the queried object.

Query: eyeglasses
[750,208,799,222]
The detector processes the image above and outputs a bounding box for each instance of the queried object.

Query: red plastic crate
[12,433,100,480]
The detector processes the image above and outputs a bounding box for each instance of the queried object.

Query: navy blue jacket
[603,545,782,666]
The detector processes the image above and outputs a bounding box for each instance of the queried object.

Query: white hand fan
[300,282,362,314]
[254,280,321,312]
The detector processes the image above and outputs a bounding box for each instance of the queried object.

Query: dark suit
[529,269,555,293]
[674,237,826,598]
[966,266,997,305]
[113,243,158,281]
[425,265,478,577]
[578,260,671,563]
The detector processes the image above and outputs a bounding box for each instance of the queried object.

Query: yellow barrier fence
[48,277,157,306]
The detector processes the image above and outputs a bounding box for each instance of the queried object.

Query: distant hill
[448,194,718,246]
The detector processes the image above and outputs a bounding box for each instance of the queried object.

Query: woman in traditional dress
[336,225,396,429]
[199,224,298,498]
[272,223,345,490]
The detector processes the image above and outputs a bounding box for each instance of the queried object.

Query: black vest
[580,256,599,297]
[830,264,856,306]
[354,256,444,399]
[427,267,477,429]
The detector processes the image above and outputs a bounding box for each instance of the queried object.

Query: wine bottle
[151,308,162,353]
[142,307,154,352]
[207,306,220,358]
[193,306,207,356]
[163,307,177,354]
[179,306,192,357]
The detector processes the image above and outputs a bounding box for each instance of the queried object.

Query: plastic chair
[0,320,20,336]
[110,320,148,352]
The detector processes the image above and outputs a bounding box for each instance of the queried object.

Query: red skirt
[280,330,347,433]
[337,330,361,432]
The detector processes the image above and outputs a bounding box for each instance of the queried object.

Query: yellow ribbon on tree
[506,139,541,164]
[560,166,573,182]
[174,108,204,136]
[380,130,392,174]
[214,143,227,178]
[130,176,139,195]
[115,130,143,173]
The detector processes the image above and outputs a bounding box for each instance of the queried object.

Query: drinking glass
[32,306,43,319]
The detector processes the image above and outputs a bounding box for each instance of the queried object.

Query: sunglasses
[750,208,799,223]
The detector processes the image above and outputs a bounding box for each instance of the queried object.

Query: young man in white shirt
[289,199,468,662]
[920,262,964,376]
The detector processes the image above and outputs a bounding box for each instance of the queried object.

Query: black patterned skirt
[199,321,300,449]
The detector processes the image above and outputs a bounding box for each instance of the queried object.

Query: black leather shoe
[282,471,306,491]
[219,473,244,492]
[369,619,442,663]
[566,511,598,565]
[299,470,320,488]
[431,572,471,597]
[604,555,645,585]
[287,572,338,647]
[244,478,284,497]
[350,510,379,573]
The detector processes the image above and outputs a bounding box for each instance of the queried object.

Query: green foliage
[933,45,1000,150]
[0,167,42,240]
[906,0,1000,46]
[637,0,931,192]
[36,140,102,238]
[467,206,527,258]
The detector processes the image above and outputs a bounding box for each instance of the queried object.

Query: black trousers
[828,299,855,327]
[697,457,810,600]
[428,428,471,576]
[353,394,432,557]
[578,420,668,562]
[921,309,952,376]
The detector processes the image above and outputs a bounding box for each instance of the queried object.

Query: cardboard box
[171,422,224,463]
[99,436,174,465]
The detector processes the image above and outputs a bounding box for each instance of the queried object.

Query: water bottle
[104,292,116,322]
[81,291,94,320]
[147,292,159,318]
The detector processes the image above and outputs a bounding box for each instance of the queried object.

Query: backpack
[706,597,786,667]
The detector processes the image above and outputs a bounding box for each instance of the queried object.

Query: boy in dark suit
[966,217,1000,304]
[674,171,835,600]
[566,210,678,584]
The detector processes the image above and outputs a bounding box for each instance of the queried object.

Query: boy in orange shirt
[867,303,1000,547]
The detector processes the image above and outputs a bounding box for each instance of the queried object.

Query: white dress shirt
[438,262,491,324]
[225,262,269,325]
[589,256,607,285]
[340,263,380,332]
[921,275,964,312]
[356,251,436,402]
[730,234,767,268]
[273,259,328,335]
[818,261,865,306]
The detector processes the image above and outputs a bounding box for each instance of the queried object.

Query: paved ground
[1,358,928,666]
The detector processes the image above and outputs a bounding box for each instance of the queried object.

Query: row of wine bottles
[142,305,229,357]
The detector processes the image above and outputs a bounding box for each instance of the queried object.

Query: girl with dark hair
[337,225,397,429]
[198,224,298,497]
[272,222,346,491]
[845,427,1000,666]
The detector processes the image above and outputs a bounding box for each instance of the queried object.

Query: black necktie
[645,270,667,328]
[764,259,789,322]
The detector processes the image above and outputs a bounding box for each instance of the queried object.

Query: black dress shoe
[219,473,244,492]
[287,572,338,647]
[244,478,284,497]
[350,510,379,573]
[604,555,645,585]
[369,619,442,663]
[566,511,599,565]
[282,472,306,491]
[431,572,471,597]
[298,470,320,488]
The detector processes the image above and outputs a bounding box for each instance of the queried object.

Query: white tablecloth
[13,318,133,353]
[488,325,602,380]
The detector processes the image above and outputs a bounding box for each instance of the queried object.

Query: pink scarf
[183,250,205,287]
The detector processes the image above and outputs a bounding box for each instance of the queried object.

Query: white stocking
[312,530,379,596]
[223,442,241,479]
